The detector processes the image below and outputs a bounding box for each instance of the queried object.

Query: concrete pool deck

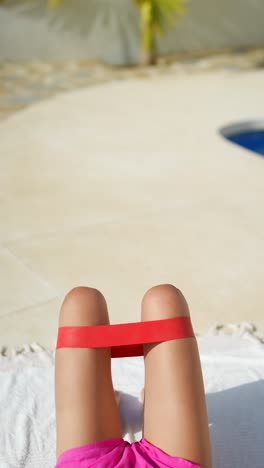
[0,69,264,350]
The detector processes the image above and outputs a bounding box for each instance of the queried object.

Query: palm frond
[152,0,186,34]
[48,0,64,8]
[134,0,186,34]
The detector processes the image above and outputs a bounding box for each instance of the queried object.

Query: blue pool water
[225,129,264,157]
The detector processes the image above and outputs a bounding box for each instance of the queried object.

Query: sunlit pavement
[0,69,264,349]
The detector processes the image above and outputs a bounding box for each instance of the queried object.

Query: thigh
[142,285,212,468]
[55,287,122,461]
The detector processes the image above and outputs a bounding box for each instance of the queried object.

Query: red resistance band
[56,316,195,358]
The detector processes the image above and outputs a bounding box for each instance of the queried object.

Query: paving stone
[0,48,263,121]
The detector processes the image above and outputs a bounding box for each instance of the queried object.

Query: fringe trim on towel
[1,322,264,359]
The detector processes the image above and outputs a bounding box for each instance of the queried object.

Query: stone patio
[0,56,264,350]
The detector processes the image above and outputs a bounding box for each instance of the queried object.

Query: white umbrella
[2,0,139,38]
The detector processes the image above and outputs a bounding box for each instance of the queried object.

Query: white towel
[1,325,264,468]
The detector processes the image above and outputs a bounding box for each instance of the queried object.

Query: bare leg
[141,284,212,468]
[55,286,122,461]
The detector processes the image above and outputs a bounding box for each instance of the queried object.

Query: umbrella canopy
[2,0,140,38]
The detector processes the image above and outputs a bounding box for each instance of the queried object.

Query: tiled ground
[0,63,264,349]
[1,48,264,120]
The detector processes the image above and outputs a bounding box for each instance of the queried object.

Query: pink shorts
[55,437,203,467]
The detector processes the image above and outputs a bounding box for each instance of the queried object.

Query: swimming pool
[220,120,264,157]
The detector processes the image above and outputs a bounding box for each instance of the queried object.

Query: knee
[59,286,109,327]
[141,283,190,321]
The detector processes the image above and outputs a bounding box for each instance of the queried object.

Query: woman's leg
[55,286,122,461]
[141,284,212,468]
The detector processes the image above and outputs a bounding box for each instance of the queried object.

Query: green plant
[47,0,64,7]
[1,0,187,65]
[45,0,187,65]
[134,0,186,65]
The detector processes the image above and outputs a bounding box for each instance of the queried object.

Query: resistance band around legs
[56,316,195,358]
